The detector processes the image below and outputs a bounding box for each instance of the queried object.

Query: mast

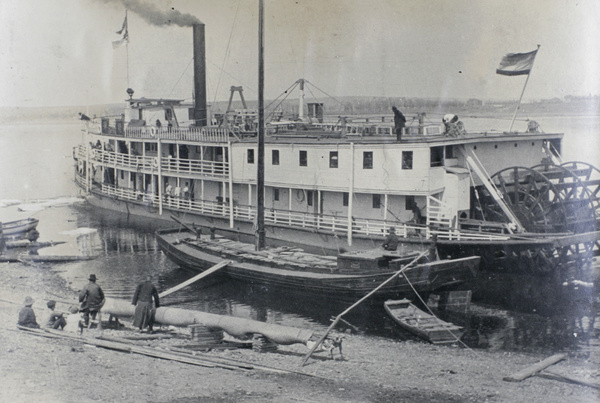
[508,45,540,132]
[256,0,266,250]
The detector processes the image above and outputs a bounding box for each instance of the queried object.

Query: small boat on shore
[1,218,39,241]
[384,299,463,344]
[156,227,480,301]
[0,254,98,263]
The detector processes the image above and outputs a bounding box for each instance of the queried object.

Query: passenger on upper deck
[392,107,406,141]
[442,114,466,136]
[156,119,162,129]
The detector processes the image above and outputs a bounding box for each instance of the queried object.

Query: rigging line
[265,82,300,121]
[304,80,346,108]
[206,59,256,95]
[213,0,242,106]
[265,81,299,110]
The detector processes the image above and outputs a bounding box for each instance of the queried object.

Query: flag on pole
[496,49,538,76]
[112,14,128,49]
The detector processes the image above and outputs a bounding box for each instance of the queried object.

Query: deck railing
[87,183,508,242]
[90,126,238,143]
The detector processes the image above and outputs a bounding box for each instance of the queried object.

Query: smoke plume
[104,0,202,26]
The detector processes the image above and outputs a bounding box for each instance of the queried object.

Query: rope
[213,0,242,108]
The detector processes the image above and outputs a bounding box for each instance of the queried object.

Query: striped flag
[112,15,128,49]
[496,49,538,76]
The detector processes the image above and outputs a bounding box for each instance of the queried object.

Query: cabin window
[343,192,349,207]
[372,194,381,209]
[329,151,338,168]
[273,188,280,201]
[402,151,413,170]
[445,145,454,159]
[306,190,313,206]
[363,151,373,169]
[299,150,308,166]
[145,143,157,152]
[247,149,255,164]
[165,108,173,121]
[406,195,415,210]
[430,146,444,167]
[272,150,279,165]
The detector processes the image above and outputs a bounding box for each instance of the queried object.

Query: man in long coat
[132,276,160,332]
[79,274,105,327]
[392,106,406,141]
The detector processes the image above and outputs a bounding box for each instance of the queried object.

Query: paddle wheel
[473,161,600,273]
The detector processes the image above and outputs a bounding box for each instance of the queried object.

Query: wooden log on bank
[503,353,567,382]
[536,370,600,390]
[102,298,313,346]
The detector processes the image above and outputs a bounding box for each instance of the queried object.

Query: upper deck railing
[88,121,239,143]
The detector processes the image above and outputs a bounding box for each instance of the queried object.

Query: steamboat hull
[156,228,479,301]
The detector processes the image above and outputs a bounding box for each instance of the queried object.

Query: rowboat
[384,299,463,344]
[1,218,39,241]
[156,227,480,301]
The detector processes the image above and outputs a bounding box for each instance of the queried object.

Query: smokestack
[192,23,207,126]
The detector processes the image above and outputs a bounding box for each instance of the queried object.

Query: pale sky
[1,0,599,108]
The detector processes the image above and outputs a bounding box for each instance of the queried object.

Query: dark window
[299,150,307,166]
[445,145,454,159]
[406,195,415,210]
[372,194,381,209]
[247,149,254,164]
[343,192,349,207]
[402,151,413,169]
[274,188,280,201]
[272,149,279,165]
[430,146,444,167]
[329,151,339,168]
[363,151,373,169]
[306,190,313,206]
[165,108,173,121]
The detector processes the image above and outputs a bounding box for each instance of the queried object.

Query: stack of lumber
[189,324,223,344]
[252,334,278,353]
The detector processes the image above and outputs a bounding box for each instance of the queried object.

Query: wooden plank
[158,260,230,298]
[503,354,567,382]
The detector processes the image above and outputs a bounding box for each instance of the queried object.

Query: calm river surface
[0,114,598,353]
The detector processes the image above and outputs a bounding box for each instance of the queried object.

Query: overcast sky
[1,0,599,108]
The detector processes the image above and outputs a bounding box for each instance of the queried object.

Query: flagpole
[125,10,129,89]
[508,44,540,132]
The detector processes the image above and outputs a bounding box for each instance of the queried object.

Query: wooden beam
[503,353,567,382]
[537,370,600,390]
[158,260,230,298]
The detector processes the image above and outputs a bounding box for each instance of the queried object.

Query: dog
[321,335,345,360]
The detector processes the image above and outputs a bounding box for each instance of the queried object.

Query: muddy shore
[1,261,599,403]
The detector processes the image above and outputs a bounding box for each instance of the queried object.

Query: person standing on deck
[78,274,105,328]
[392,106,406,141]
[383,227,399,251]
[132,276,160,333]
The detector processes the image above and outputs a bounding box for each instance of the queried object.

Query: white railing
[161,157,228,177]
[121,126,237,143]
[89,183,511,242]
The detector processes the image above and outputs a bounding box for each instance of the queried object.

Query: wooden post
[301,250,429,366]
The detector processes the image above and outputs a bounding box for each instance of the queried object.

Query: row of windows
[270,189,416,210]
[247,149,418,170]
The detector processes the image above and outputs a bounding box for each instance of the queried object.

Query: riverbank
[1,261,599,402]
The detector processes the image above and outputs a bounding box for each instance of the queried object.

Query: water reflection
[15,203,600,353]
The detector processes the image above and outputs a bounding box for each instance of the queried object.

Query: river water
[0,114,598,353]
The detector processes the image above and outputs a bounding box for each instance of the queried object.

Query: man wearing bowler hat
[79,274,105,328]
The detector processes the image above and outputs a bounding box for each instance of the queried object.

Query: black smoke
[102,0,202,26]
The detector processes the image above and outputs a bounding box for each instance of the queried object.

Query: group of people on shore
[17,274,160,334]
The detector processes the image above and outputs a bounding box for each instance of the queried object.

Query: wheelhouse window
[299,150,307,166]
[247,149,255,164]
[329,151,339,168]
[430,146,444,167]
[363,151,373,169]
[342,192,349,207]
[272,149,279,165]
[402,151,413,170]
[372,194,381,209]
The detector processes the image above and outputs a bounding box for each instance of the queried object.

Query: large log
[102,298,313,346]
